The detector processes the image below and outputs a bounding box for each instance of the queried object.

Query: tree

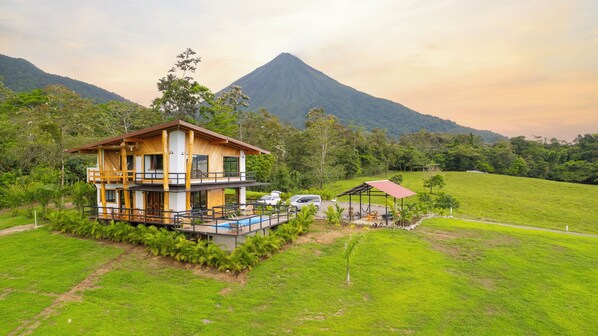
[343,234,364,285]
[435,193,460,216]
[151,48,212,122]
[390,174,403,185]
[304,108,341,189]
[423,174,445,194]
[97,101,161,136]
[72,181,96,213]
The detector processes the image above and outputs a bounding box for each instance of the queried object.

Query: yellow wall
[191,136,240,172]
[207,189,224,209]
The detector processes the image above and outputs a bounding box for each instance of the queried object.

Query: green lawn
[0,228,122,334]
[326,171,598,234]
[8,219,595,335]
[0,212,40,230]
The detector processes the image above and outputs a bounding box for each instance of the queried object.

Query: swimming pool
[217,216,266,228]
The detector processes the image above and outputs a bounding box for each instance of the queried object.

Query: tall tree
[151,48,212,122]
[304,108,341,189]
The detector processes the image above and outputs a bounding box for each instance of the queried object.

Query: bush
[46,205,317,274]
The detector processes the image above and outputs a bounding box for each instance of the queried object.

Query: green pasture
[1,219,595,335]
[327,171,598,234]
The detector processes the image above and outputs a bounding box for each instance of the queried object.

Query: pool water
[218,216,266,228]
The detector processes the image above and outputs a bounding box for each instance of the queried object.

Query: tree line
[0,49,596,211]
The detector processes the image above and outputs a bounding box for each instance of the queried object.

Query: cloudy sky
[1,0,597,140]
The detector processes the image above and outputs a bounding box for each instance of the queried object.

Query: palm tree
[343,234,364,285]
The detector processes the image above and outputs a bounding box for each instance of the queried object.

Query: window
[190,191,208,210]
[119,155,134,171]
[191,155,208,178]
[225,188,239,206]
[145,155,163,171]
[106,190,116,203]
[223,156,239,177]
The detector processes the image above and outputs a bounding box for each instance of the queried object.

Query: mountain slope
[223,53,503,141]
[0,54,126,103]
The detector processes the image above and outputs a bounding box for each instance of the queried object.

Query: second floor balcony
[87,168,257,185]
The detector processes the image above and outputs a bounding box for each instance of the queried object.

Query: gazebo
[336,180,416,225]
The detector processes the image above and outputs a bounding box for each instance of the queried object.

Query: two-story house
[68,120,294,250]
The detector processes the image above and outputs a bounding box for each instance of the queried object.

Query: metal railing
[174,203,295,235]
[83,202,295,236]
[134,171,256,185]
[84,206,180,225]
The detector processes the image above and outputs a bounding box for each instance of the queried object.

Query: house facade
[68,120,294,249]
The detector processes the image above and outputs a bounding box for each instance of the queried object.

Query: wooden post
[99,149,107,216]
[185,130,194,211]
[162,131,169,223]
[120,142,131,212]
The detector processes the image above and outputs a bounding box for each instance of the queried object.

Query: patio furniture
[367,211,378,221]
[243,205,254,216]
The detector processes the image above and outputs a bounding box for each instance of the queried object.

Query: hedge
[46,205,317,273]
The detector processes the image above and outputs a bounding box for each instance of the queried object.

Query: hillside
[222,53,504,142]
[0,54,127,103]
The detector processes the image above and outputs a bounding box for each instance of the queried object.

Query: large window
[191,155,208,178]
[120,155,134,171]
[190,191,208,210]
[223,156,239,177]
[225,188,239,206]
[145,155,163,171]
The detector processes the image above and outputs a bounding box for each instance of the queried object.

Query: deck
[84,204,296,237]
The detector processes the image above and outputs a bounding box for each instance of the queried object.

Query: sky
[1,0,597,141]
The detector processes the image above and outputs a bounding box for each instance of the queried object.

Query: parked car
[257,194,281,205]
[289,194,322,210]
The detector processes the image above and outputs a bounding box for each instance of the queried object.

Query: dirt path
[8,245,135,336]
[0,224,38,237]
[458,218,598,238]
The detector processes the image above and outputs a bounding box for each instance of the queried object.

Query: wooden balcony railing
[87,169,135,183]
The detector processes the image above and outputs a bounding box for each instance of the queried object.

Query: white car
[257,194,281,205]
[289,194,322,210]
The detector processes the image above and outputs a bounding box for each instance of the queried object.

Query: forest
[0,49,596,212]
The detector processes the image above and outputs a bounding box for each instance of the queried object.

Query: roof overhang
[336,180,416,199]
[67,120,269,155]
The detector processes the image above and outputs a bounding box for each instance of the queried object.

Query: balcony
[86,169,257,185]
[134,171,257,185]
[87,168,134,184]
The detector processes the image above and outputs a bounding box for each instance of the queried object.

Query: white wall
[240,150,246,180]
[135,191,144,210]
[169,131,186,175]
[169,192,186,212]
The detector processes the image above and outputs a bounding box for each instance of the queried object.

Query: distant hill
[221,53,504,142]
[0,54,127,103]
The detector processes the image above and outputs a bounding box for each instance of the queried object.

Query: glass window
[190,191,208,210]
[106,190,116,203]
[191,155,208,178]
[225,188,239,206]
[145,155,163,171]
[223,156,239,177]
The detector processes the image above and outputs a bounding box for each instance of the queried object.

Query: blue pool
[217,216,266,228]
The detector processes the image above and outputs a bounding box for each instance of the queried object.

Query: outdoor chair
[243,205,254,216]
[228,222,239,233]
[367,211,378,221]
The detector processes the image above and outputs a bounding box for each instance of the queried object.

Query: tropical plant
[435,193,460,216]
[343,234,364,285]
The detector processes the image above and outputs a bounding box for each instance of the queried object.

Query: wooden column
[99,149,107,215]
[120,142,130,211]
[162,131,170,222]
[185,130,194,211]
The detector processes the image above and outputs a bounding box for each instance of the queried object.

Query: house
[67,120,295,250]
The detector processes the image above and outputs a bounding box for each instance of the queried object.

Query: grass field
[326,171,598,234]
[0,212,40,230]
[2,220,596,335]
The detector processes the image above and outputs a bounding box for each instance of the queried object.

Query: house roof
[336,180,416,199]
[66,120,269,155]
